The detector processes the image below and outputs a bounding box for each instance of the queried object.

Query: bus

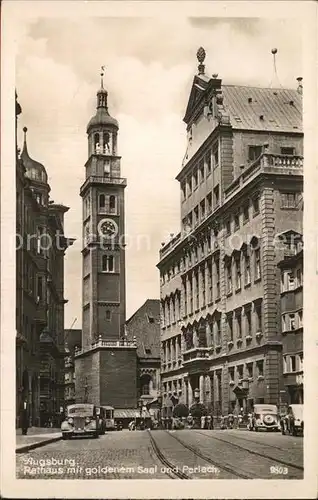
[101,405,116,431]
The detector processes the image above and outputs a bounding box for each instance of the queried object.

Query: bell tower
[75,69,137,409]
[80,67,127,349]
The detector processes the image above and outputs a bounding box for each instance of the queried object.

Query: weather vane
[100,65,105,88]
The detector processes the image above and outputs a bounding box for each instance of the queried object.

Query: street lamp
[157,394,162,428]
[194,387,200,402]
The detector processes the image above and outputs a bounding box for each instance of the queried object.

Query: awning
[114,408,151,419]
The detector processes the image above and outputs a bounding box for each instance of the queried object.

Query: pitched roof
[221,85,302,133]
[125,299,160,360]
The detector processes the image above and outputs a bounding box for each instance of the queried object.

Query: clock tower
[75,69,137,408]
[81,69,127,347]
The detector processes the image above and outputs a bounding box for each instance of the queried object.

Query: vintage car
[61,404,99,439]
[248,404,280,432]
[281,404,303,436]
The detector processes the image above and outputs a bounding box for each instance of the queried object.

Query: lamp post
[157,394,162,429]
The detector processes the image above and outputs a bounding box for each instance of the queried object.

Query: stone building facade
[15,93,74,427]
[278,244,303,405]
[125,299,161,405]
[157,49,303,417]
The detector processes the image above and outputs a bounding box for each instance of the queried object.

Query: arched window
[103,132,110,154]
[140,374,151,395]
[99,194,105,209]
[102,255,114,272]
[109,195,116,213]
[94,133,100,153]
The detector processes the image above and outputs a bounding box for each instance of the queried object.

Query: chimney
[296,77,303,95]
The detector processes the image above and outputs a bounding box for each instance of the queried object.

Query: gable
[183,75,210,124]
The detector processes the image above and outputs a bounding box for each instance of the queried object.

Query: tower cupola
[86,67,118,134]
[21,127,48,185]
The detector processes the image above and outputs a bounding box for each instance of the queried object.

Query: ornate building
[15,93,74,427]
[125,299,161,404]
[75,71,137,408]
[157,49,303,418]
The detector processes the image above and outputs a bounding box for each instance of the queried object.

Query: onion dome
[86,67,118,133]
[21,127,48,184]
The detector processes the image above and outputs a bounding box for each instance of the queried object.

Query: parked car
[248,404,280,432]
[281,404,303,436]
[61,404,99,439]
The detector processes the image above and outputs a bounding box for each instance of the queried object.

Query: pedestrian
[21,407,29,435]
[201,415,206,429]
[206,415,212,430]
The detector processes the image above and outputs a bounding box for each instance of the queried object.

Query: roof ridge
[223,84,298,92]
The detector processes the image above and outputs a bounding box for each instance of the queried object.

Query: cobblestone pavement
[16,428,303,480]
[179,429,303,479]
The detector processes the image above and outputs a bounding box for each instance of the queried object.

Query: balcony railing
[160,232,181,259]
[225,153,303,198]
[75,338,137,356]
[183,346,210,363]
[80,175,127,194]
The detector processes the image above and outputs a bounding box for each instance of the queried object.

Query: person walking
[21,406,29,435]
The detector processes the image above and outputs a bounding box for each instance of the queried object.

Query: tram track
[148,430,190,478]
[148,430,255,479]
[165,430,256,479]
[194,430,304,472]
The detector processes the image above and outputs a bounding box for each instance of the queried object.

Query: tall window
[214,255,220,299]
[225,258,232,294]
[227,313,233,341]
[193,170,198,189]
[213,185,220,208]
[254,249,261,280]
[207,193,212,213]
[102,255,114,272]
[252,195,260,216]
[189,277,193,314]
[244,251,251,286]
[234,212,240,230]
[181,182,186,201]
[37,275,43,302]
[195,271,199,310]
[236,310,242,339]
[243,203,249,223]
[245,308,251,336]
[212,142,219,168]
[257,360,264,377]
[99,194,106,209]
[200,199,205,220]
[194,206,199,226]
[199,159,204,183]
[255,302,262,332]
[109,195,117,214]
[205,152,212,174]
[201,267,206,307]
[106,310,111,321]
[207,261,213,303]
[235,254,241,290]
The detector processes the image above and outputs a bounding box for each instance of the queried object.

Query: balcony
[80,175,127,195]
[183,347,210,365]
[225,153,303,199]
[74,338,137,357]
[160,233,181,259]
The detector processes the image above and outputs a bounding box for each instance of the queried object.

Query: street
[16,429,303,480]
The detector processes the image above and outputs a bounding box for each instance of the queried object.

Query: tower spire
[97,66,108,110]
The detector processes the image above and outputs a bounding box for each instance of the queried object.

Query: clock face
[98,218,118,238]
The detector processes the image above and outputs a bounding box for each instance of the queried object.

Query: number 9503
[270,465,288,475]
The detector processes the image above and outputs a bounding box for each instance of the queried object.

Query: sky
[15,15,302,329]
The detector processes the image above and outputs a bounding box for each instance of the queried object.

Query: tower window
[103,132,111,154]
[99,194,106,209]
[94,133,100,154]
[104,161,110,176]
[109,195,117,214]
[106,310,111,321]
[102,255,114,272]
